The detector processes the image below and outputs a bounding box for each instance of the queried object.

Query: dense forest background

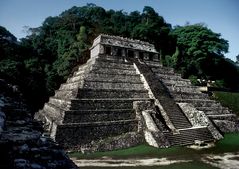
[0,4,239,111]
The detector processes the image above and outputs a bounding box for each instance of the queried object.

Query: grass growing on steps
[68,133,239,159]
[213,91,239,115]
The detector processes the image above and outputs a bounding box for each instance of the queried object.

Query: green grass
[80,161,218,169]
[213,91,239,115]
[68,133,239,160]
[68,134,239,169]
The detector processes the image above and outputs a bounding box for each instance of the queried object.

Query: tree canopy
[168,24,238,89]
[0,4,238,110]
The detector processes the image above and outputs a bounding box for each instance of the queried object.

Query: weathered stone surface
[178,103,223,140]
[0,80,78,169]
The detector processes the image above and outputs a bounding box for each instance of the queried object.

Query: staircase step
[42,103,65,121]
[96,55,131,63]
[91,67,136,75]
[172,92,209,100]
[94,61,135,70]
[167,85,201,94]
[60,82,83,90]
[162,79,192,86]
[54,89,78,99]
[156,73,183,81]
[207,114,236,120]
[49,97,71,110]
[77,89,149,99]
[165,127,214,146]
[69,98,152,110]
[197,106,231,115]
[83,81,145,90]
[63,109,136,123]
[144,60,162,67]
[177,99,220,107]
[85,74,142,83]
[151,67,175,75]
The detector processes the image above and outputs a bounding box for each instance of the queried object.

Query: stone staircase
[35,54,151,149]
[147,61,238,133]
[137,60,215,145]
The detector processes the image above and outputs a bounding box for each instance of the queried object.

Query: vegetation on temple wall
[213,92,239,115]
[0,4,238,110]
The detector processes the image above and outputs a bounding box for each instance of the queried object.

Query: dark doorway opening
[117,48,122,56]
[139,52,144,60]
[127,50,134,58]
[149,53,153,61]
[105,46,111,55]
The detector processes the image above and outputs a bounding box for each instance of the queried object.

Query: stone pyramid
[35,34,238,152]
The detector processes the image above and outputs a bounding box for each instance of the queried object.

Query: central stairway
[134,60,215,146]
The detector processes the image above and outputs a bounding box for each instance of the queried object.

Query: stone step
[196,106,231,115]
[77,89,149,99]
[177,99,220,108]
[67,75,84,83]
[94,60,135,70]
[60,80,145,91]
[84,74,142,83]
[73,70,86,76]
[63,109,136,123]
[49,97,71,110]
[171,92,209,100]
[95,56,132,64]
[86,73,141,81]
[162,79,192,86]
[69,98,152,110]
[207,114,236,120]
[164,110,192,129]
[165,127,213,146]
[144,61,162,68]
[167,85,201,94]
[42,103,65,121]
[91,67,137,75]
[69,70,141,83]
[54,89,78,99]
[55,119,138,145]
[156,73,183,81]
[83,81,145,90]
[151,67,175,75]
[59,82,83,90]
[55,88,149,99]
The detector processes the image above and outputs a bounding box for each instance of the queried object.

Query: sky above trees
[0,0,238,61]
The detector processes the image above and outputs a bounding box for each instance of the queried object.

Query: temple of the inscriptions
[35,34,239,152]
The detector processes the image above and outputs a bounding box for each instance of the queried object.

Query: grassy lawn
[69,133,239,159]
[80,161,218,169]
[213,91,239,115]
[68,133,239,169]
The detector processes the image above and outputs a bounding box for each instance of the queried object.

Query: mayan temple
[35,34,239,152]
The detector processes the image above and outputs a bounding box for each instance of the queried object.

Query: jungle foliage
[0,4,238,110]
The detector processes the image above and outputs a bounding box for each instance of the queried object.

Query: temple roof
[91,34,158,53]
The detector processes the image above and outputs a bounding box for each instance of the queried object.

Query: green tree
[236,54,239,64]
[171,23,239,89]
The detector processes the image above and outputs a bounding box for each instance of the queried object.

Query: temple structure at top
[90,34,159,61]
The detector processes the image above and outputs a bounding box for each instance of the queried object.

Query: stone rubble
[0,79,78,169]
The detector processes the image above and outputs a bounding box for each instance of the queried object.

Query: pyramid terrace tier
[54,119,139,147]
[55,89,149,99]
[68,72,142,83]
[60,80,146,91]
[43,102,137,123]
[49,97,153,110]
